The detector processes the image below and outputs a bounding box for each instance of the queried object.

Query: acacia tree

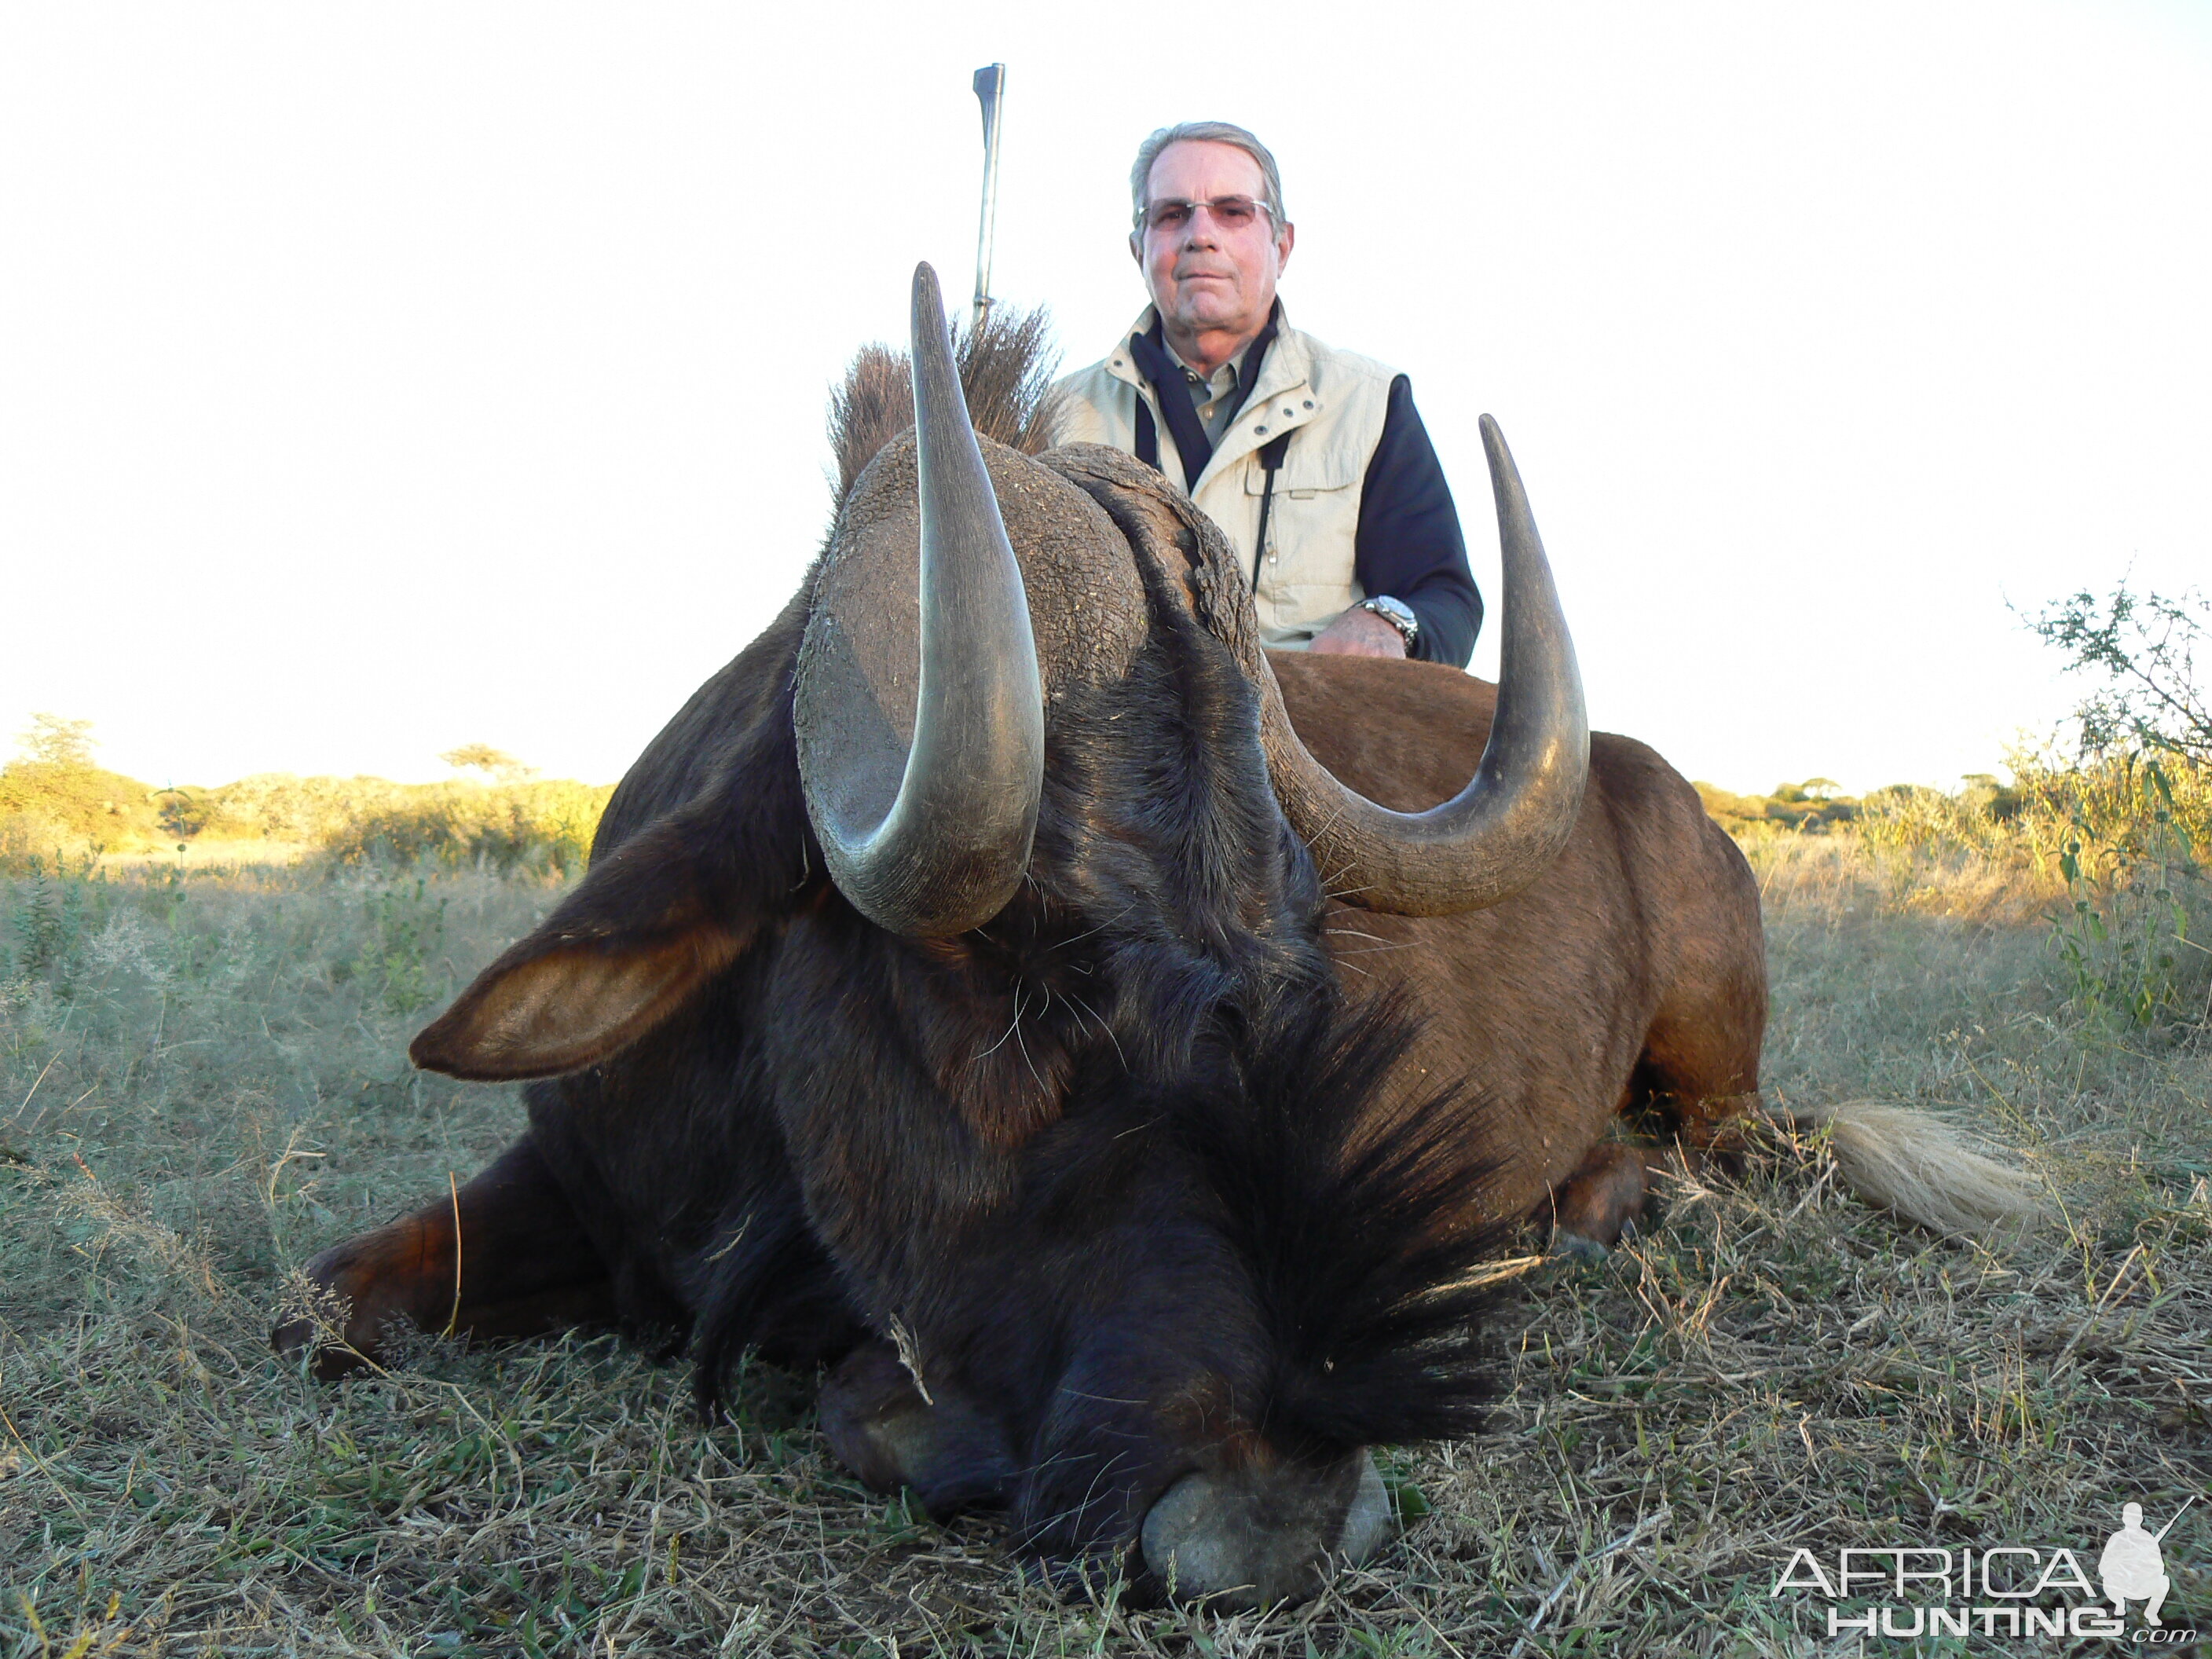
[2028,583,2211,762]
[439,743,537,782]
[15,714,96,771]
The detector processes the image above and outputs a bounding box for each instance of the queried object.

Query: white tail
[1776,1101,2051,1237]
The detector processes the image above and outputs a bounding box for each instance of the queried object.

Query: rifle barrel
[971,64,1006,330]
[2150,1493,2196,1543]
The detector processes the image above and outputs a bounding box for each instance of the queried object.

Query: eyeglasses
[1137,195,1277,234]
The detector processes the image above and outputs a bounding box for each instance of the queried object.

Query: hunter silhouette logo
[2103,1498,2192,1626]
[1771,1495,2198,1642]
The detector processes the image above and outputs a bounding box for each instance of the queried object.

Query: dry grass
[2,833,2207,1655]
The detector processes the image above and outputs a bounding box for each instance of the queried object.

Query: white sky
[3,2,2207,796]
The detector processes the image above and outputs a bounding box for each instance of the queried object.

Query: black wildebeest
[277,266,2013,1606]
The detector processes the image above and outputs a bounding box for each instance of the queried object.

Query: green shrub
[1693,778,1859,835]
[0,715,169,862]
[1856,753,2210,1030]
[0,761,170,859]
[317,779,613,876]
[2041,756,2207,1031]
[1,715,615,879]
[3,768,615,875]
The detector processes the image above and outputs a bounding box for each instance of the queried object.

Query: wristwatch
[1357,595,1419,655]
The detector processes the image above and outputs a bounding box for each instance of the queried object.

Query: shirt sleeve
[1353,375,1483,668]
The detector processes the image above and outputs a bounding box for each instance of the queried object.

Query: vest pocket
[1251,482,1363,642]
[1241,456,1361,496]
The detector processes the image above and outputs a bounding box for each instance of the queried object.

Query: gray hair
[1128,121,1287,229]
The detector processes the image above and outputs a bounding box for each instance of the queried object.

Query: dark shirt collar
[1143,302,1280,394]
[1129,302,1281,489]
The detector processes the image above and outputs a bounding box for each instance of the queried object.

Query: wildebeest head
[408,266,1588,1606]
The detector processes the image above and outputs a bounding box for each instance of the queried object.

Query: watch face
[1363,597,1418,644]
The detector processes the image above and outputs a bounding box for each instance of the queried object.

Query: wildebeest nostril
[1138,1449,1391,1609]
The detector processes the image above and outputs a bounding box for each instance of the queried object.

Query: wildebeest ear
[409,808,765,1082]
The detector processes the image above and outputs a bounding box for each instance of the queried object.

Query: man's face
[1132,141,1295,344]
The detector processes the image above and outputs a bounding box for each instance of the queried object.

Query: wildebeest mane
[1181,986,1510,1452]
[1001,981,1507,1561]
[830,303,1063,499]
[1022,533,1331,1081]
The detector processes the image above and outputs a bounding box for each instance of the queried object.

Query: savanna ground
[1,783,2208,1655]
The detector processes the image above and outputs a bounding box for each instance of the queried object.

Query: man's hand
[1309,605,1409,658]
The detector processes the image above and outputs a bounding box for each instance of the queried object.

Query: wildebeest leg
[1549,1085,1761,1260]
[818,1341,1016,1519]
[1550,965,1764,1257]
[1634,906,1767,1174]
[1546,1141,1661,1255]
[273,1135,617,1380]
[1635,1014,1764,1177]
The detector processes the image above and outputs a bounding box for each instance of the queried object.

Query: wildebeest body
[1275,650,1766,1213]
[509,628,1764,1360]
[278,277,1766,1604]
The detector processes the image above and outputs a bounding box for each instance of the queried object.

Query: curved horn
[794,263,1045,936]
[1255,416,1588,914]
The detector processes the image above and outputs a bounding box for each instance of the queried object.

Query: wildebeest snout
[1138,1449,1393,1609]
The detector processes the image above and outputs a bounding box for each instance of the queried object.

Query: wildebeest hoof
[1547,1230,1612,1266]
[272,1220,441,1381]
[1138,1449,1390,1609]
[818,1342,1015,1518]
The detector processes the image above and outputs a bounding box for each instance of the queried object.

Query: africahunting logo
[1771,1496,2198,1643]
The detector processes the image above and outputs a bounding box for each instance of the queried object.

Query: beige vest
[1055,309,1399,649]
